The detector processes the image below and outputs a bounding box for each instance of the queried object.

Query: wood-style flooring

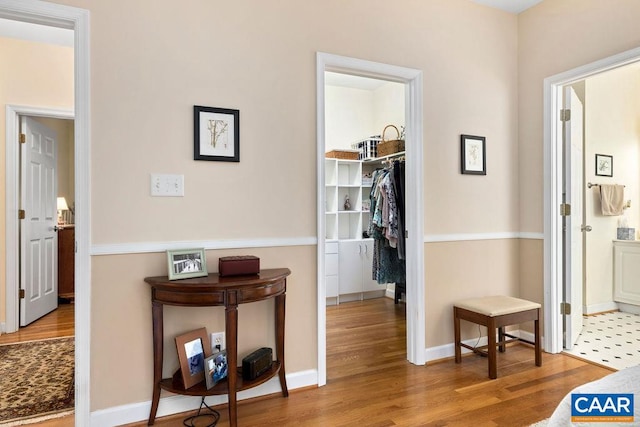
[24,298,614,426]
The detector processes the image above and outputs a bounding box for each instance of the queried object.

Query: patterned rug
[0,337,74,425]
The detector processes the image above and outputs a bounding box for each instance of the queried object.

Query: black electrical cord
[182,396,220,427]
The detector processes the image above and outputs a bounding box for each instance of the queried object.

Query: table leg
[453,308,461,364]
[275,292,289,397]
[226,303,239,427]
[488,317,497,379]
[148,301,163,425]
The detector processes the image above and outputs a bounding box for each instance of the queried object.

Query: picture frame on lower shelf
[175,328,212,389]
[204,350,228,389]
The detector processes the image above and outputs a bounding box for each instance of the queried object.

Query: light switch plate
[150,174,184,197]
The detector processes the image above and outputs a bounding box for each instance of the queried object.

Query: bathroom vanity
[613,240,640,306]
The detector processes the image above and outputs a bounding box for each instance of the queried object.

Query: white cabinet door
[361,240,380,292]
[614,242,640,305]
[338,241,363,295]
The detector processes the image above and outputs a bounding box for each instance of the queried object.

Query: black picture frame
[194,106,240,162]
[460,134,486,175]
[595,154,613,177]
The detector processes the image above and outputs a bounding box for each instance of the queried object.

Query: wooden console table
[144,268,291,426]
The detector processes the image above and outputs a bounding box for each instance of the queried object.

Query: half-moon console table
[144,268,291,426]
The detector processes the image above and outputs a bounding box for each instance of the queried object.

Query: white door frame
[1,1,91,425]
[316,52,424,386]
[543,46,640,354]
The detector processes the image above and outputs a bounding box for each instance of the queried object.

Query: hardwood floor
[28,298,614,426]
[0,303,74,345]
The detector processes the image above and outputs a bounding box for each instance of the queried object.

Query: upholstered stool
[453,295,541,379]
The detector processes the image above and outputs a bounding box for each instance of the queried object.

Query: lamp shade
[57,197,69,211]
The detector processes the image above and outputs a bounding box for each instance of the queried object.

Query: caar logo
[571,393,634,422]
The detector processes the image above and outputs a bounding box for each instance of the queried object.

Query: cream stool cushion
[454,295,541,317]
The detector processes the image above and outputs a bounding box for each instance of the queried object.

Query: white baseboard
[90,369,317,427]
[616,302,640,315]
[584,301,619,315]
[425,330,544,363]
[0,322,5,334]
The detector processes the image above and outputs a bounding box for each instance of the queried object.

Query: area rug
[0,337,74,425]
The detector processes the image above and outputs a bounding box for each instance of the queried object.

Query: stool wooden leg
[454,307,461,364]
[534,309,542,367]
[487,317,497,379]
[498,326,505,353]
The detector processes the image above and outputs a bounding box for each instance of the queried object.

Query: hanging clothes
[369,160,406,285]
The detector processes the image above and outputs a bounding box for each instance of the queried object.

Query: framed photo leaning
[595,154,613,177]
[175,327,212,389]
[204,351,229,389]
[167,248,207,280]
[194,105,240,162]
[461,134,486,175]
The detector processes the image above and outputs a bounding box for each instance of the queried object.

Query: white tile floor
[564,311,640,371]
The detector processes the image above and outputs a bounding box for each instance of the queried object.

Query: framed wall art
[595,154,613,177]
[461,134,486,175]
[175,327,212,389]
[194,105,240,162]
[167,248,207,280]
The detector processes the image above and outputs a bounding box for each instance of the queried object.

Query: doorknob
[53,225,60,232]
[581,225,592,232]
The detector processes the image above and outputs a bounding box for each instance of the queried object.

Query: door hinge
[560,109,571,122]
[560,302,571,315]
[18,209,25,219]
[19,289,25,299]
[560,203,571,216]
[19,133,26,144]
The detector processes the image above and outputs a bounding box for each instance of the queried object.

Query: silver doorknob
[581,225,592,232]
[53,225,60,232]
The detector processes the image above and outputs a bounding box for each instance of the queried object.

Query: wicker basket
[325,149,359,160]
[377,125,405,157]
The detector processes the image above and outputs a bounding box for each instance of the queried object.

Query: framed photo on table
[461,134,486,175]
[167,248,207,280]
[194,105,240,162]
[175,328,212,389]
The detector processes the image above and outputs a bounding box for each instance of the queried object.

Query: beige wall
[0,37,74,324]
[518,0,640,233]
[44,0,519,412]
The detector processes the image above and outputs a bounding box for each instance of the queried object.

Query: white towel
[599,184,624,216]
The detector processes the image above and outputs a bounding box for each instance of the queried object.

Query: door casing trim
[543,46,640,354]
[1,1,91,424]
[316,52,425,386]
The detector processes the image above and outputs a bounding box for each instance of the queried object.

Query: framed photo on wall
[175,328,212,389]
[167,248,207,280]
[194,105,240,162]
[461,134,486,175]
[595,154,613,177]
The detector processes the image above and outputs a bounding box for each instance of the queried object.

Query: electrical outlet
[210,332,225,352]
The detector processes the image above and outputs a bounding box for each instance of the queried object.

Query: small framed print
[167,248,207,280]
[461,134,486,175]
[595,154,613,177]
[194,105,240,162]
[204,351,229,389]
[175,328,212,389]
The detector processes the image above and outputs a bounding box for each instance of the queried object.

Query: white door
[563,86,584,349]
[20,116,59,326]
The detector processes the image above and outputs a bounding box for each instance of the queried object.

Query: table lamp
[57,197,69,225]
